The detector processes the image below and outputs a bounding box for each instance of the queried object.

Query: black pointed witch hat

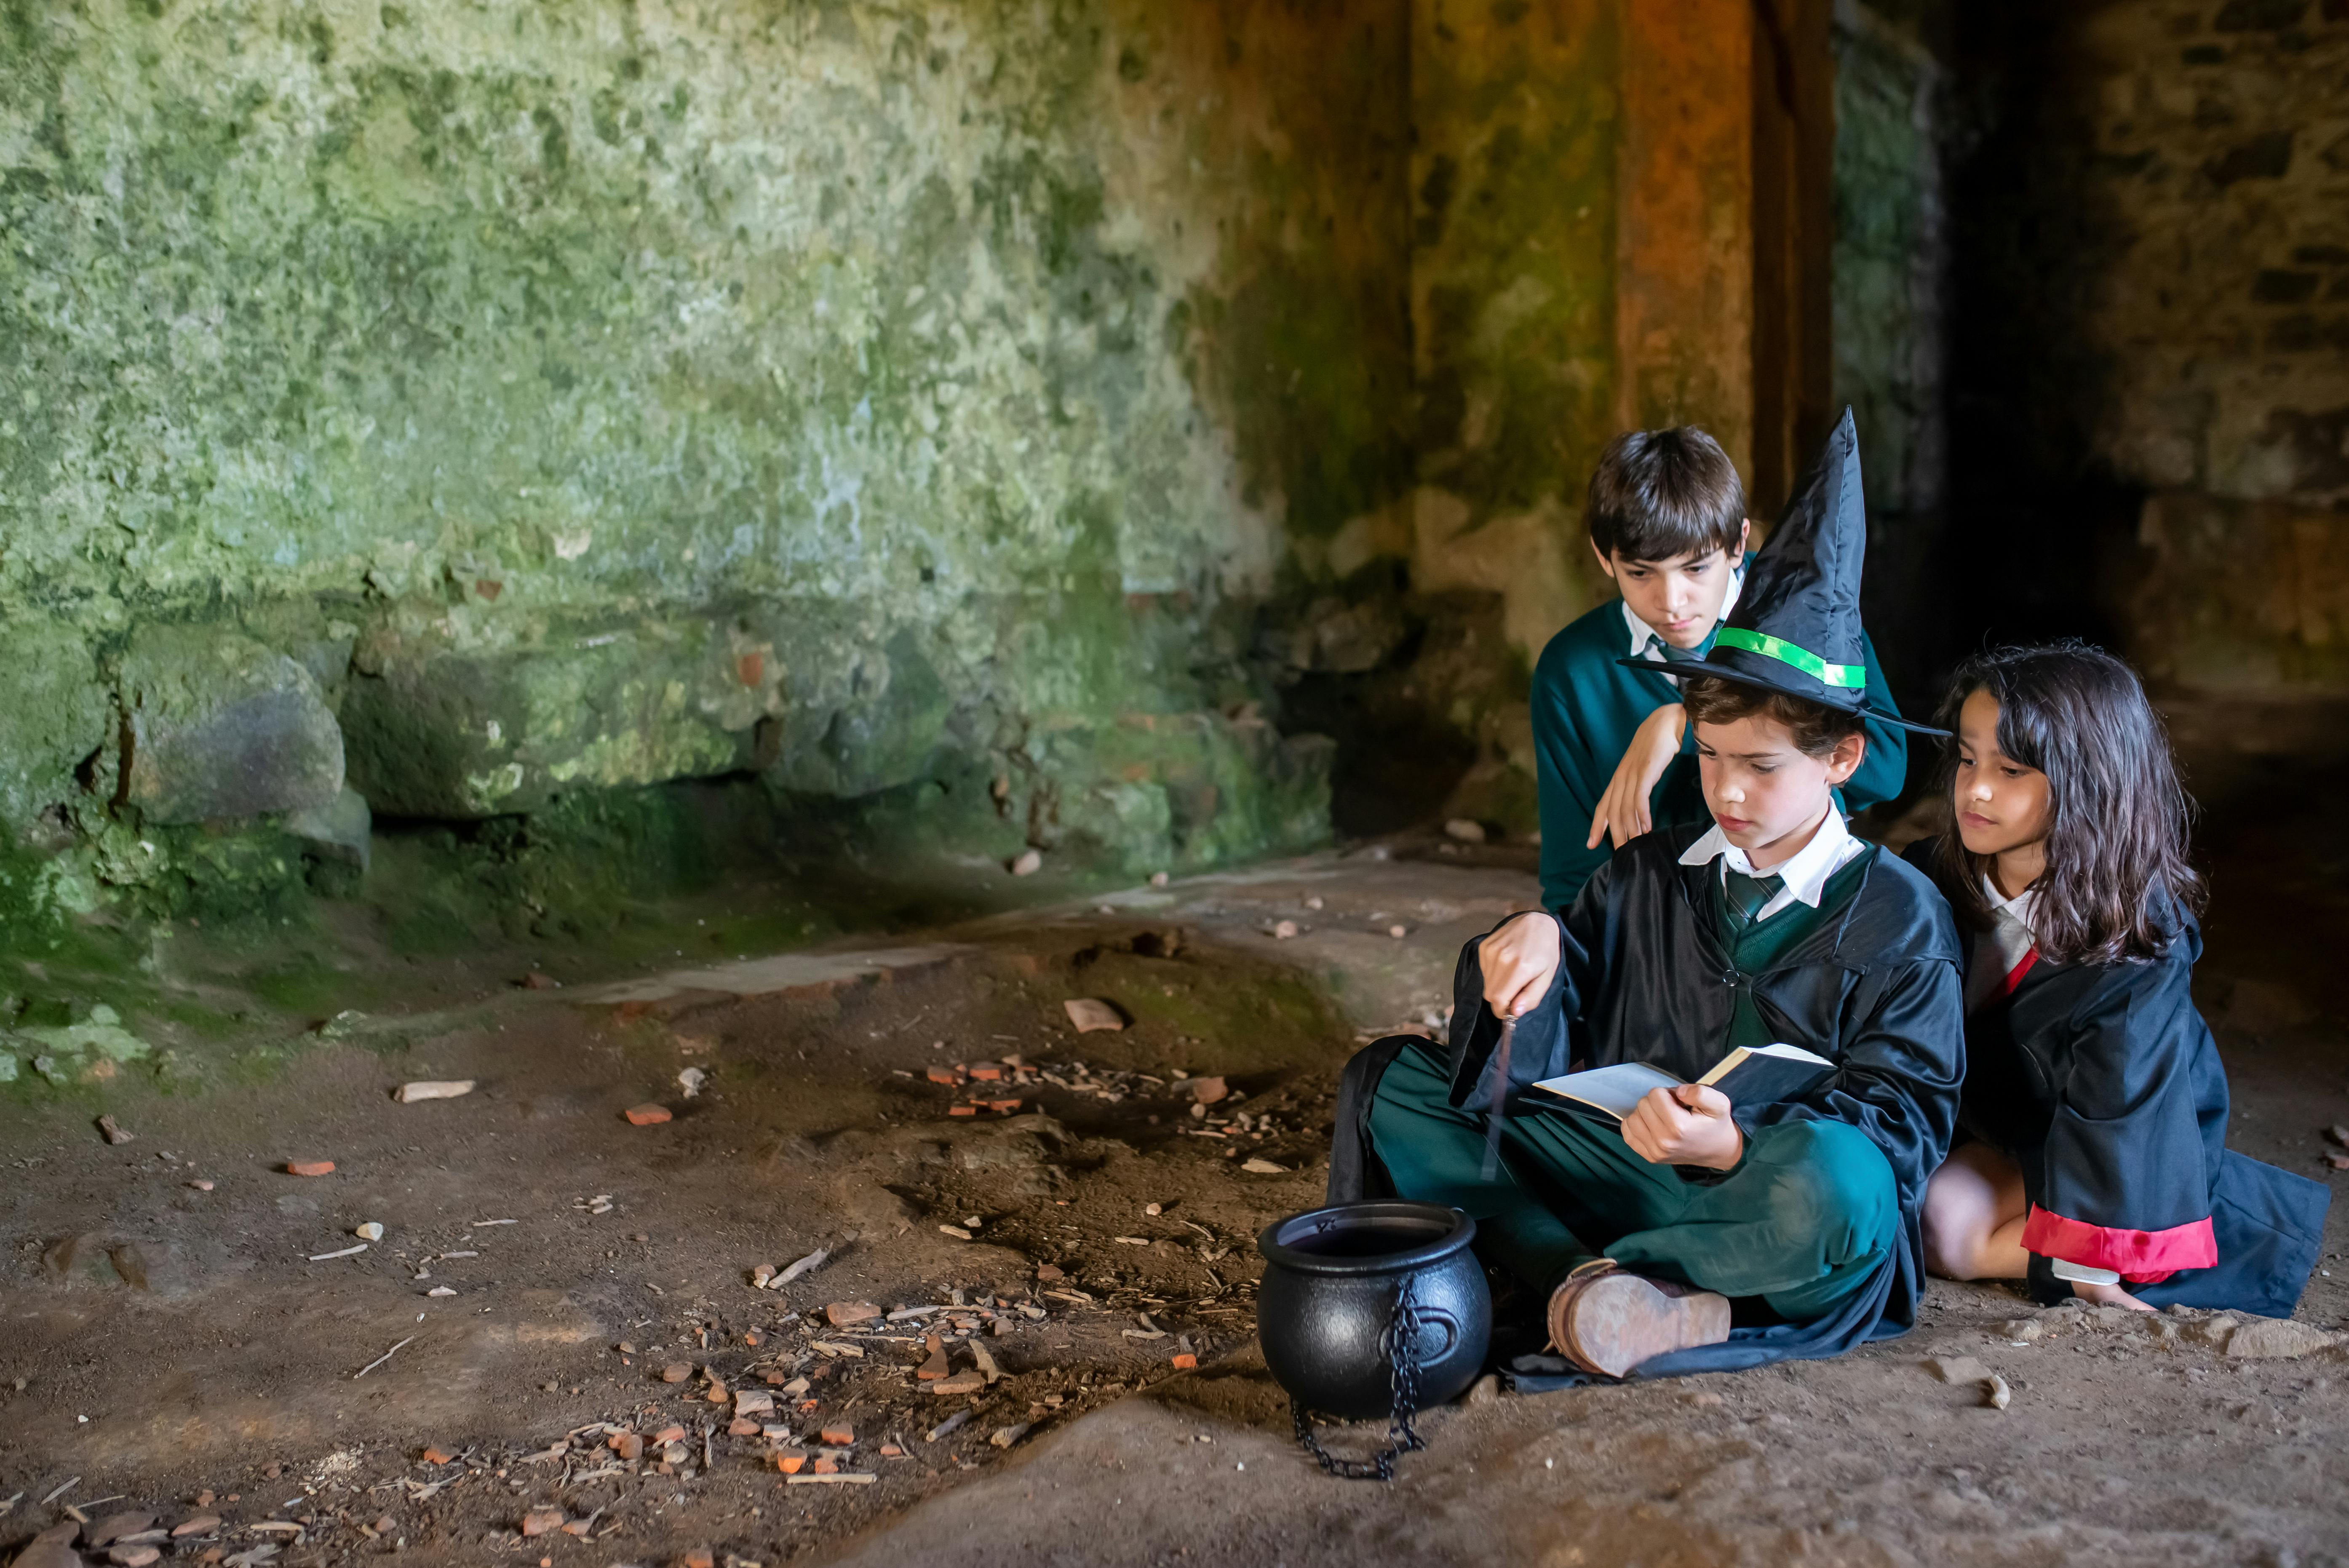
[1619,406,1945,736]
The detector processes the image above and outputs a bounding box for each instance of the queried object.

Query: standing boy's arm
[1732,954,1964,1201]
[1841,628,1910,814]
[1534,647,1614,911]
[1587,702,1696,852]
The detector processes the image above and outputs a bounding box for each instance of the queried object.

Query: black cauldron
[1256,1201,1491,1422]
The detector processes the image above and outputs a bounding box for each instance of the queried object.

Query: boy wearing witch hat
[1535,425,1912,911]
[1327,410,1964,1379]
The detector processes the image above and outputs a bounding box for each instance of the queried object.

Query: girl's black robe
[1328,823,1967,1384]
[1908,839,2327,1317]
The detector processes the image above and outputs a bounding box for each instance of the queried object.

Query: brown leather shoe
[1546,1258,1732,1377]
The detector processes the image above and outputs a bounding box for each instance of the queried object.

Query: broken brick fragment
[825,1300,882,1326]
[1171,1353,1198,1369]
[819,1422,855,1445]
[925,1065,961,1085]
[948,1104,977,1117]
[989,1098,1022,1113]
[421,1447,455,1465]
[776,1455,804,1475]
[624,1104,673,1126]
[1063,998,1125,1033]
[284,1160,336,1177]
[519,1509,564,1537]
[967,1062,1005,1082]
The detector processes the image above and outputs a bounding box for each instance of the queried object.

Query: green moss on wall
[1411,1,1620,521]
[0,0,1419,919]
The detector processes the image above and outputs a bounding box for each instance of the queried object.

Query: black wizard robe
[1908,839,2327,1317]
[1329,823,1966,1384]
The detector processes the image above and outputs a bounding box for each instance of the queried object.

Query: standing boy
[1329,411,1962,1379]
[1535,426,1911,911]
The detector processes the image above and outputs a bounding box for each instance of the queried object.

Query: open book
[1530,1043,1833,1122]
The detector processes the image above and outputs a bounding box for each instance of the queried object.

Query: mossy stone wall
[1,0,1414,911]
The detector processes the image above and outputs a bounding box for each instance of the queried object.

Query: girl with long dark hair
[1908,642,2326,1314]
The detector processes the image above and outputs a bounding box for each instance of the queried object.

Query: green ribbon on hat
[1710,628,1868,689]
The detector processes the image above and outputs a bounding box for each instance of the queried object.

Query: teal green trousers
[1367,1041,1897,1320]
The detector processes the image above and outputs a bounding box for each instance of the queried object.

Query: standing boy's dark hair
[1932,641,2204,965]
[1587,426,1747,563]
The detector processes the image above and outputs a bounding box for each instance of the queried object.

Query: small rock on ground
[2225,1318,2338,1360]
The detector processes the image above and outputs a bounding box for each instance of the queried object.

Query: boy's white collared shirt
[1624,562,1745,662]
[1676,807,1863,923]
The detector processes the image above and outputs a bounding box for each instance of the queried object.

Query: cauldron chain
[1289,1272,1431,1481]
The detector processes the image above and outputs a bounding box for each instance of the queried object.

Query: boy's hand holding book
[1622,1084,1742,1169]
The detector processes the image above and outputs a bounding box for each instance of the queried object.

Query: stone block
[284,785,373,873]
[765,627,954,799]
[0,618,112,829]
[341,614,785,818]
[115,626,345,825]
[1024,708,1334,872]
[1261,596,1411,673]
[2122,492,2349,693]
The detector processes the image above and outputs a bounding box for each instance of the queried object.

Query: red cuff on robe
[2023,1205,2215,1283]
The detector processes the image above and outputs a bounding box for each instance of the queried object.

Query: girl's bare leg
[1921,1141,2031,1280]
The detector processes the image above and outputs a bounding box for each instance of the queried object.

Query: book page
[1748,1042,1831,1065]
[1530,1061,1683,1121]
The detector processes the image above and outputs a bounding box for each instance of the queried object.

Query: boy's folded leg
[1605,1119,1900,1318]
[1366,1039,1594,1290]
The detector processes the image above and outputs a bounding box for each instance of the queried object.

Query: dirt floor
[4,708,2347,1567]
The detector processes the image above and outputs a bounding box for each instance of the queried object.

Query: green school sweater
[1703,844,1879,1050]
[1531,582,1910,911]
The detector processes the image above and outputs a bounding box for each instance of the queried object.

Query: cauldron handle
[1290,1273,1431,1482]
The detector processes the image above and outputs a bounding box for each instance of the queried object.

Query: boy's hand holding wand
[1479,912,1743,1171]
